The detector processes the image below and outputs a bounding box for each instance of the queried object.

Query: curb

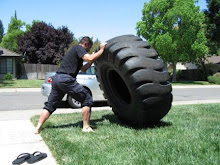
[0,88,41,93]
[172,85,220,89]
[172,99,220,105]
[0,85,220,93]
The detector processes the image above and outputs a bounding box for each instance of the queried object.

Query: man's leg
[63,78,94,132]
[35,74,65,134]
[35,109,50,134]
[82,106,94,132]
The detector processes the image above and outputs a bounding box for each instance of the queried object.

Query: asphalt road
[0,86,220,111]
[172,86,220,101]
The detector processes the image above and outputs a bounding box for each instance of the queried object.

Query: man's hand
[82,42,107,63]
[100,42,107,50]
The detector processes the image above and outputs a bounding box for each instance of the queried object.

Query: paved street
[172,85,220,102]
[0,85,220,111]
[0,92,46,111]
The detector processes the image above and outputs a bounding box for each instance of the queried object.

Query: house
[206,55,220,65]
[0,47,21,80]
[175,56,220,71]
[168,55,220,81]
[176,62,198,70]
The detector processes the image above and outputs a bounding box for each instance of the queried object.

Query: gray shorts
[44,73,93,114]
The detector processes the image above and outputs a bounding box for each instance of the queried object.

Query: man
[35,36,107,133]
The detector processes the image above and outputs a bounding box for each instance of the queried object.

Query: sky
[0,0,208,43]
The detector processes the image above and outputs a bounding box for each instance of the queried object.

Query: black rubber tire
[95,35,172,126]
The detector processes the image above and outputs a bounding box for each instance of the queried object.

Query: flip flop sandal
[26,151,47,164]
[12,153,31,165]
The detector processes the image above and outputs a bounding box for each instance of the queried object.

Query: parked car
[41,65,106,108]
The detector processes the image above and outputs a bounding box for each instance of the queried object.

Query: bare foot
[82,126,94,132]
[34,128,41,134]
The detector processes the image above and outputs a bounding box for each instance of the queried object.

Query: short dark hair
[79,36,93,46]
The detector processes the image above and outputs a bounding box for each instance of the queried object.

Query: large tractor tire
[95,35,172,126]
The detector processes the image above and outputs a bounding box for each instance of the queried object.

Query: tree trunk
[172,62,177,82]
[201,58,208,81]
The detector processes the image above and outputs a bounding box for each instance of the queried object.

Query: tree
[67,37,101,54]
[1,12,25,52]
[89,38,101,53]
[18,22,73,64]
[204,0,220,54]
[25,20,40,32]
[136,0,208,81]
[0,20,4,43]
[66,37,79,52]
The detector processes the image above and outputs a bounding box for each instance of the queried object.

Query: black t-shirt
[57,45,87,77]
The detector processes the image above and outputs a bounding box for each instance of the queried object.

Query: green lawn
[31,104,220,165]
[0,79,214,89]
[0,79,44,88]
[172,81,212,85]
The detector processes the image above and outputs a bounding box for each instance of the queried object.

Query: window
[0,58,13,74]
[79,65,96,75]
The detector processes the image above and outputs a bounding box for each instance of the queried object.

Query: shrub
[3,72,13,80]
[208,72,220,84]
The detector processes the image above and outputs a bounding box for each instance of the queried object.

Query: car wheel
[68,96,81,108]
[95,35,173,126]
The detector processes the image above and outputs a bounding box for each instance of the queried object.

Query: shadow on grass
[43,118,104,131]
[102,114,173,130]
[57,101,109,108]
[43,113,172,131]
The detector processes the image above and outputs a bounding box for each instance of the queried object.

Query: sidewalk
[0,107,111,165]
[0,120,57,165]
[0,86,220,164]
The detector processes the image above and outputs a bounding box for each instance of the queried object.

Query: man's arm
[82,42,107,64]
[81,62,92,72]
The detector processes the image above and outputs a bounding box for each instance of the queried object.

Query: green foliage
[204,0,220,54]
[67,37,101,54]
[0,79,44,88]
[18,22,73,64]
[137,0,208,63]
[89,38,101,54]
[0,19,4,43]
[66,37,79,52]
[208,72,220,84]
[136,0,209,81]
[3,72,13,80]
[25,20,41,32]
[1,16,25,52]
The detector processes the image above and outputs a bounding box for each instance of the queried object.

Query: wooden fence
[18,63,59,79]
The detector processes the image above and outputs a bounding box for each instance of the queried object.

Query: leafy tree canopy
[18,22,73,64]
[1,15,25,52]
[0,19,4,43]
[136,0,208,81]
[67,37,101,54]
[204,0,220,54]
[89,38,101,54]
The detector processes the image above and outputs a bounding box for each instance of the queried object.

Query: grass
[31,104,220,165]
[172,81,212,85]
[0,79,44,88]
[0,79,214,89]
